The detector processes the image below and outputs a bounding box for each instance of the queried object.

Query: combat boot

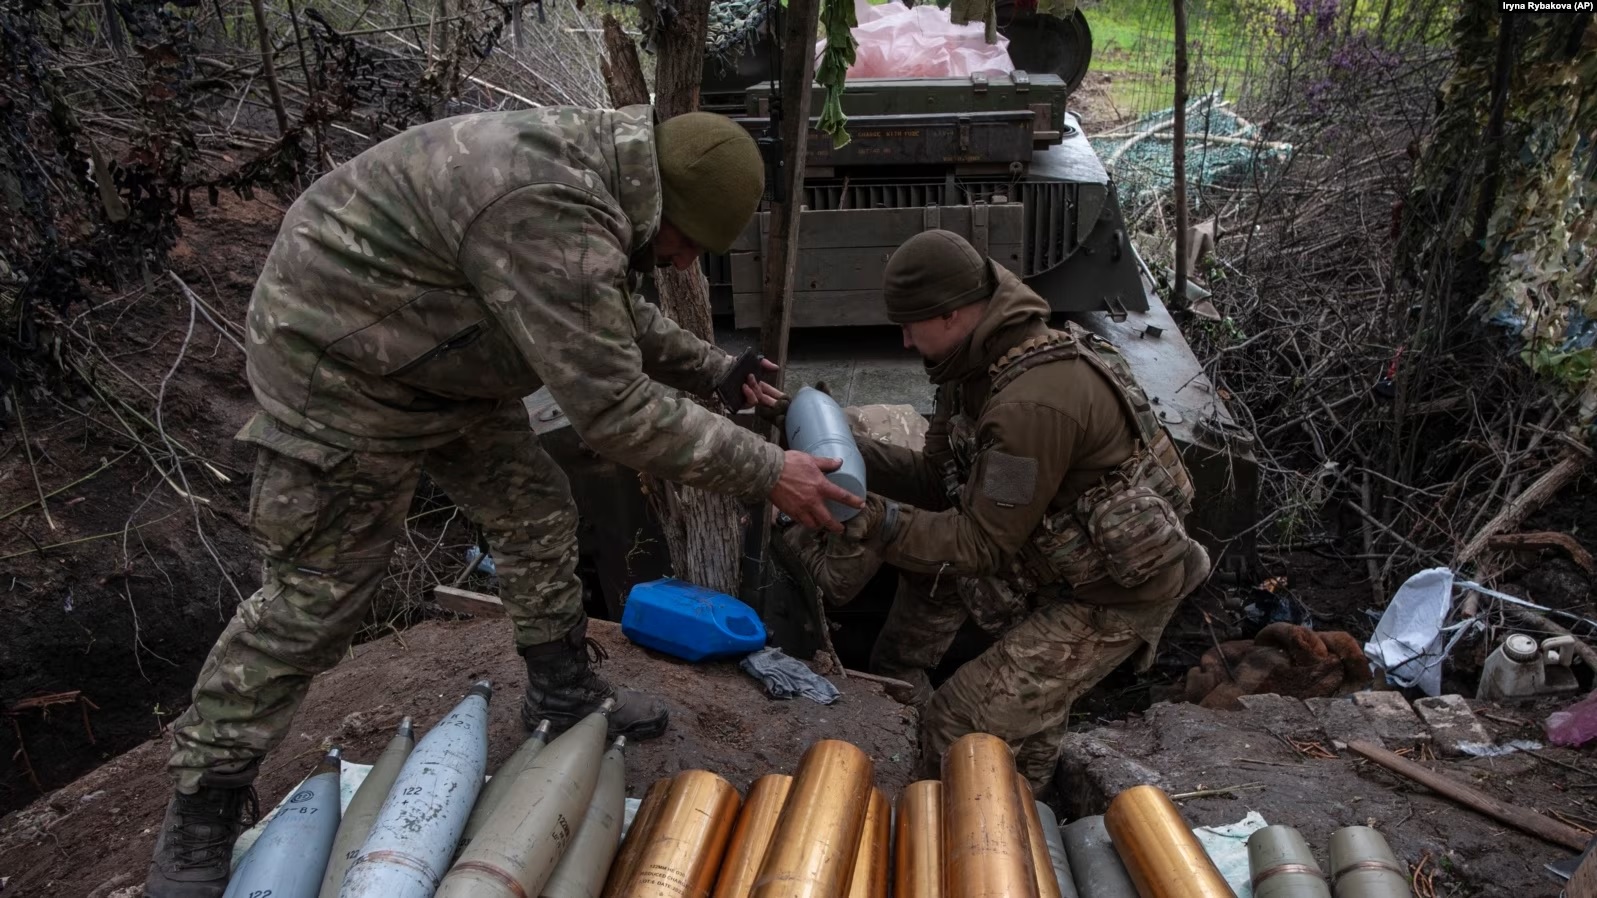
[144,763,259,898]
[521,621,669,740]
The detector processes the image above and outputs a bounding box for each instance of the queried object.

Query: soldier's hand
[770,451,865,533]
[842,494,902,545]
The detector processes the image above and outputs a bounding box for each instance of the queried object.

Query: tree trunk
[602,7,747,595]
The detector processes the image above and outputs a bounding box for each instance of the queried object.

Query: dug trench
[4,193,1597,895]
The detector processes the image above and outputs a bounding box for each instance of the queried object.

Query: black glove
[843,494,902,546]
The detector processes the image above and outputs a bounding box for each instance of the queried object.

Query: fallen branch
[1347,739,1590,850]
[0,512,179,562]
[1458,447,1590,569]
[1486,531,1596,574]
[1171,782,1267,800]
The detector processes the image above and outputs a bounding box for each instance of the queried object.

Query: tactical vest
[938,325,1196,595]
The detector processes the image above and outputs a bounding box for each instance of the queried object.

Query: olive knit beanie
[882,229,996,323]
[655,112,765,255]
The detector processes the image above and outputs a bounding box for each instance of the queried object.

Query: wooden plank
[433,585,507,618]
[1346,740,1590,851]
[735,290,901,329]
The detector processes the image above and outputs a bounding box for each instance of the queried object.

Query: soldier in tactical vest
[778,229,1211,791]
[144,107,861,898]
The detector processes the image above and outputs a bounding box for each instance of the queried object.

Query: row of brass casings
[594,731,1409,898]
[596,732,1222,898]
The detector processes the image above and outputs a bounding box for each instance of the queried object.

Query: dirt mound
[0,616,918,897]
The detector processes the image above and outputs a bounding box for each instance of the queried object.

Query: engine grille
[798,178,1074,276]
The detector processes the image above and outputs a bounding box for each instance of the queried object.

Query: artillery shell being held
[752,739,875,898]
[943,734,1038,898]
[601,777,674,898]
[340,682,493,898]
[227,749,343,898]
[542,735,628,898]
[1249,825,1330,898]
[1328,826,1411,898]
[1059,816,1136,898]
[436,700,613,898]
[1016,776,1062,898]
[714,774,794,898]
[844,787,890,898]
[319,719,413,898]
[629,769,742,898]
[893,780,944,898]
[1104,784,1237,898]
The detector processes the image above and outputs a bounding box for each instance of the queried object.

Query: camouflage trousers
[781,524,1202,791]
[168,402,583,792]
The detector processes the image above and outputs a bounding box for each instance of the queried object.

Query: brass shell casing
[751,739,876,898]
[713,775,795,898]
[627,770,742,898]
[942,734,1039,898]
[1015,775,1063,898]
[893,781,944,898]
[600,777,673,898]
[1104,785,1238,898]
[844,787,890,898]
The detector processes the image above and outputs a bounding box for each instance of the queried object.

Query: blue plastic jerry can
[620,578,768,662]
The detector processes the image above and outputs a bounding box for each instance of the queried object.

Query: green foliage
[816,0,858,147]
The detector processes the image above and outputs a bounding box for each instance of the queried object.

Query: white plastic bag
[816,0,1015,79]
[1363,567,1485,696]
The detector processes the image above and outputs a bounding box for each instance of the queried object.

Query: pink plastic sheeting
[815,0,1015,79]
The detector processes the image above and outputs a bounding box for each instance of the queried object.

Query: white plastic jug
[1477,634,1582,702]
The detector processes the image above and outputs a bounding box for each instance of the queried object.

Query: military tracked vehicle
[523,1,1258,659]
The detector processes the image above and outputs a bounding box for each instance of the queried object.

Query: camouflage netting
[707,0,777,66]
[1399,9,1597,432]
[1092,91,1294,215]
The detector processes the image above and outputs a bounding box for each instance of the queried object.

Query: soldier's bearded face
[901,308,979,362]
[653,220,704,270]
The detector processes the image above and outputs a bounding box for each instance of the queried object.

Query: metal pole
[1172,0,1189,309]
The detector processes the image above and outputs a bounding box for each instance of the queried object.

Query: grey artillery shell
[460,720,554,854]
[1035,802,1079,898]
[1328,827,1411,898]
[785,386,867,522]
[226,750,343,898]
[541,737,628,898]
[319,718,415,898]
[340,683,493,898]
[435,701,614,898]
[1060,815,1137,898]
[1249,825,1330,898]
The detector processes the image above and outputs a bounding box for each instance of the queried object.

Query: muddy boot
[521,621,669,741]
[144,763,259,898]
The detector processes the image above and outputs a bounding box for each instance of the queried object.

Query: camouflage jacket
[244,105,784,502]
[859,268,1190,627]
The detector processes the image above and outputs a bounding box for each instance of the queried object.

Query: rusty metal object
[1103,785,1237,898]
[1015,775,1062,898]
[628,770,742,898]
[844,787,890,898]
[893,781,944,898]
[714,775,794,898]
[600,778,673,898]
[942,734,1038,898]
[751,739,875,898]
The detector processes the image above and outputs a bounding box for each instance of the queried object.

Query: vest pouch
[1082,485,1188,588]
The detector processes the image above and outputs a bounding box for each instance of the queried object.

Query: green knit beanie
[655,112,765,255]
[882,230,995,323]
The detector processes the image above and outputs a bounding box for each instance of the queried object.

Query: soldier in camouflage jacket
[781,229,1212,792]
[145,107,859,898]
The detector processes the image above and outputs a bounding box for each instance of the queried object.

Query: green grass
[1079,0,1260,119]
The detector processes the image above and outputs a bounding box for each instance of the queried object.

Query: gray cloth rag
[740,647,841,705]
